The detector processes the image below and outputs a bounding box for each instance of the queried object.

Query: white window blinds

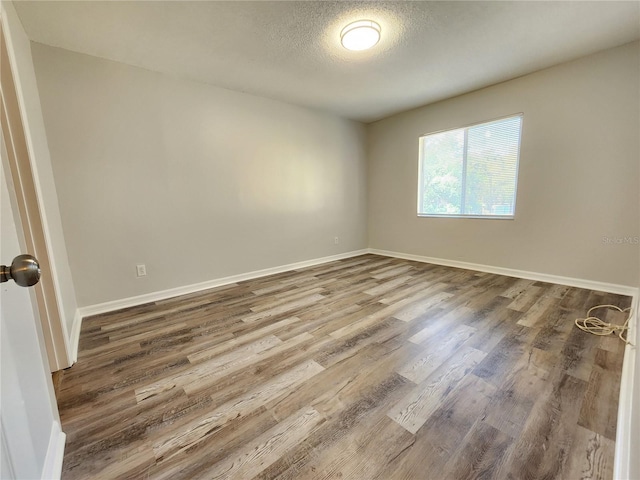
[418,114,523,218]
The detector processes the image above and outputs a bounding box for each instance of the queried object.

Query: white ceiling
[13,1,640,123]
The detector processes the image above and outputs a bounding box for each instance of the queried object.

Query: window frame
[417,113,523,220]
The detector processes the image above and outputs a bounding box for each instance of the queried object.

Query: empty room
[1,1,640,479]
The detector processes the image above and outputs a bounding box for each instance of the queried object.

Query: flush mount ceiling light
[340,20,381,51]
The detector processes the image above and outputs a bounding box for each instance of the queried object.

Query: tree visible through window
[418,114,523,218]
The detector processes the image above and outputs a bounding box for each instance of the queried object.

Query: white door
[1,142,63,478]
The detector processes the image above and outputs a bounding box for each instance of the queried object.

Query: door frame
[0,22,70,371]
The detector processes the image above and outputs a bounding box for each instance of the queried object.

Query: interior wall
[31,43,368,308]
[367,41,640,287]
[2,2,78,346]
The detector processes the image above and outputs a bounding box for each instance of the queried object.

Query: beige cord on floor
[575,304,633,345]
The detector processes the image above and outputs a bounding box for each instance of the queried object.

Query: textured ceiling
[13,1,640,123]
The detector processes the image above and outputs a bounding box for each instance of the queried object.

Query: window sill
[417,214,515,220]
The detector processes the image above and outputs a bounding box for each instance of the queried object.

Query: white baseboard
[72,249,369,350]
[69,310,82,364]
[368,248,638,297]
[73,246,637,351]
[614,294,638,480]
[42,421,65,480]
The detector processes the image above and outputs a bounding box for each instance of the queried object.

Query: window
[417,114,523,219]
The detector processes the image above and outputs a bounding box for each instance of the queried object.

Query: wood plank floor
[55,254,631,479]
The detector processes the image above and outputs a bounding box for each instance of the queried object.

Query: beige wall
[2,2,78,343]
[368,42,640,287]
[31,43,368,307]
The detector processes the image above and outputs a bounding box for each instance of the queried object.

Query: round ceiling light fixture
[340,20,381,51]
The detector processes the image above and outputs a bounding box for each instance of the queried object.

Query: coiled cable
[575,304,633,345]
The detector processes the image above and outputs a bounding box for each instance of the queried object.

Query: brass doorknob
[0,254,41,287]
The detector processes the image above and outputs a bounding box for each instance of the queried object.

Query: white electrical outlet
[334,236,339,245]
[136,264,147,277]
